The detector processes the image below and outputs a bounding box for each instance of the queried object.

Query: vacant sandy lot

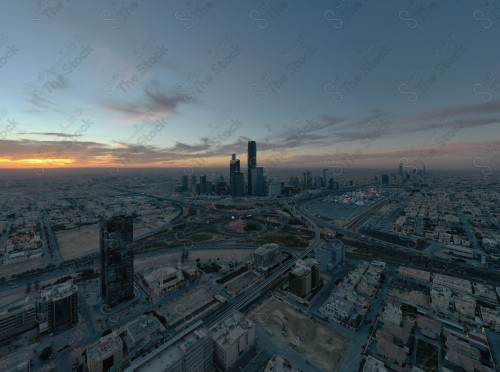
[135,249,254,271]
[226,270,259,294]
[56,224,99,259]
[159,285,213,325]
[250,298,349,372]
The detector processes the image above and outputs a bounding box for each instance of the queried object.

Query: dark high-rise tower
[100,215,134,307]
[199,175,207,195]
[247,141,257,195]
[230,153,240,173]
[181,175,189,191]
[230,154,243,196]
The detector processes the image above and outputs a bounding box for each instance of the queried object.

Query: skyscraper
[190,175,197,193]
[42,281,78,335]
[199,175,207,195]
[230,153,240,174]
[231,172,245,196]
[247,141,257,195]
[251,166,267,196]
[181,175,188,191]
[100,215,134,307]
[229,153,241,196]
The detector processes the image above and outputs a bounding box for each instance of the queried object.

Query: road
[40,213,62,265]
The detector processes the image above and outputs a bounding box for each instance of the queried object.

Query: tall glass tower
[100,215,134,307]
[247,141,257,195]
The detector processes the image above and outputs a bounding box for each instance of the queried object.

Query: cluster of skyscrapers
[177,140,268,197]
[229,140,267,197]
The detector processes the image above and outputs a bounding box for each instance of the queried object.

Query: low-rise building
[253,244,279,266]
[87,332,124,372]
[375,339,407,367]
[263,355,300,372]
[142,265,184,295]
[120,314,166,355]
[433,274,472,294]
[0,302,38,342]
[397,266,431,283]
[210,312,255,371]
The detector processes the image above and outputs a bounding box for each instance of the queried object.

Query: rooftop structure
[433,273,472,294]
[210,311,255,370]
[397,266,431,283]
[253,243,279,265]
[87,332,124,372]
[121,314,166,354]
[41,280,78,335]
[263,355,301,372]
[142,265,184,295]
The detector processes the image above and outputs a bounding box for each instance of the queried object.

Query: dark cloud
[104,81,196,120]
[413,99,500,122]
[19,132,81,138]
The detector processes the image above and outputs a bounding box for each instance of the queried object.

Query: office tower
[190,175,197,192]
[230,153,240,174]
[304,258,321,288]
[302,172,306,187]
[288,258,320,297]
[42,281,78,335]
[231,172,245,196]
[206,180,213,195]
[268,182,282,196]
[229,153,241,196]
[247,141,257,195]
[382,174,389,185]
[315,239,344,272]
[398,162,404,179]
[181,175,188,191]
[314,176,322,188]
[199,175,207,195]
[306,172,312,188]
[100,215,134,307]
[423,164,426,175]
[216,180,227,195]
[323,168,328,188]
[288,264,312,297]
[251,166,267,196]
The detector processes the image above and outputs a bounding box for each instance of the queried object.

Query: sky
[0,0,499,172]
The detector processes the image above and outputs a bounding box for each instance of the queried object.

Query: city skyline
[0,1,498,171]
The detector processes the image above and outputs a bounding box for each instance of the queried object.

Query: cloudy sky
[0,0,499,171]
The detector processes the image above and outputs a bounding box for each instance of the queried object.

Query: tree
[39,346,53,360]
[101,329,112,337]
